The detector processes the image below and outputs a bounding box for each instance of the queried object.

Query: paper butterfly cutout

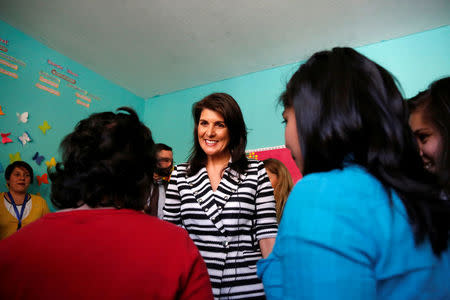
[37,173,49,186]
[32,152,45,165]
[1,132,13,144]
[17,112,29,123]
[0,105,5,115]
[9,152,22,163]
[18,131,32,146]
[45,157,57,169]
[38,120,51,134]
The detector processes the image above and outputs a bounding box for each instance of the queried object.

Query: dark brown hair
[280,47,450,255]
[188,93,248,176]
[49,107,155,210]
[5,161,34,184]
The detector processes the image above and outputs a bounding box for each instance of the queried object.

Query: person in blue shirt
[257,47,450,299]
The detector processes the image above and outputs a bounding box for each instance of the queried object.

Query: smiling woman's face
[198,108,230,159]
[7,167,31,194]
[409,108,443,174]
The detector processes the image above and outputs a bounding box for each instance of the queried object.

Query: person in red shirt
[0,107,213,300]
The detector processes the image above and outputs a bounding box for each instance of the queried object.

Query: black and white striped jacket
[164,159,278,299]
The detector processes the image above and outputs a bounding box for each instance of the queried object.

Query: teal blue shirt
[257,165,450,299]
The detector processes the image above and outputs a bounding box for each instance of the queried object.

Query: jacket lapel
[214,168,244,208]
[185,167,227,234]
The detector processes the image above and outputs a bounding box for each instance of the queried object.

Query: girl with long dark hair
[257,48,450,299]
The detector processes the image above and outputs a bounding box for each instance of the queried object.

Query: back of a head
[281,47,450,255]
[50,107,156,210]
[281,47,414,175]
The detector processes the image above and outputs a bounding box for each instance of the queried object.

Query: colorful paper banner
[67,83,87,94]
[36,83,60,96]
[0,58,18,70]
[47,59,63,70]
[51,69,76,84]
[87,93,101,101]
[0,67,18,79]
[39,76,59,88]
[0,53,26,67]
[67,69,79,77]
[39,70,60,83]
[76,99,90,108]
[76,92,91,102]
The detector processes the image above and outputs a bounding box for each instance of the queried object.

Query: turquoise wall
[143,63,296,164]
[1,18,449,209]
[0,20,144,209]
[359,26,450,97]
[144,26,450,164]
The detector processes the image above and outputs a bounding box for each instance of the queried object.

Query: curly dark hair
[188,93,248,176]
[49,107,155,210]
[280,47,450,255]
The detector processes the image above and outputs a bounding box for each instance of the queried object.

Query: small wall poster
[246,145,302,183]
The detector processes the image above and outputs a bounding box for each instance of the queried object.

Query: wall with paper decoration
[1,18,449,209]
[144,25,450,172]
[0,20,145,210]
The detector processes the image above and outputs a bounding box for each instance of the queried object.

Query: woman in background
[0,161,49,239]
[164,93,278,299]
[0,107,213,300]
[258,48,450,299]
[263,158,293,223]
[408,77,450,196]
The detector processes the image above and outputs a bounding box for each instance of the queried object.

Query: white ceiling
[0,0,449,99]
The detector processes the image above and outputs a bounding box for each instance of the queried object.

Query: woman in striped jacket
[164,93,278,299]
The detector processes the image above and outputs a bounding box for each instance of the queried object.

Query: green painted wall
[144,26,450,164]
[1,18,449,210]
[0,20,144,209]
